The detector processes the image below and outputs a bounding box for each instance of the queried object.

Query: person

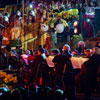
[21,50,31,66]
[46,48,60,68]
[72,50,78,56]
[76,41,86,54]
[32,48,48,86]
[8,50,17,70]
[62,44,73,58]
[0,24,5,46]
[52,44,74,99]
[75,42,100,99]
[53,44,73,82]
[46,48,60,88]
[84,49,92,58]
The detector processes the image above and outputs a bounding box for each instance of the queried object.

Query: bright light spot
[74,28,78,34]
[29,4,33,8]
[87,19,90,22]
[73,21,78,26]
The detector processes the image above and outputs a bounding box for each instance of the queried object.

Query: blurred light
[56,24,64,33]
[73,21,78,26]
[4,16,9,22]
[74,28,78,34]
[29,4,33,8]
[30,10,35,16]
[86,19,90,22]
[17,10,21,16]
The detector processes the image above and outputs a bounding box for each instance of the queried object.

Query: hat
[51,49,60,55]
[96,42,100,48]
[78,41,85,47]
[62,44,70,51]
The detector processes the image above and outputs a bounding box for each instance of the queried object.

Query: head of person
[78,41,85,49]
[93,47,100,55]
[38,48,45,55]
[25,50,31,55]
[62,44,70,52]
[51,48,60,55]
[72,50,78,55]
[84,49,92,57]
[94,42,100,54]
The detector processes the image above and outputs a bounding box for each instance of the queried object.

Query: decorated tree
[71,34,83,50]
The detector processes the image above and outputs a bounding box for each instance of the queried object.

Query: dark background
[0,0,28,7]
[0,0,18,7]
[0,0,59,7]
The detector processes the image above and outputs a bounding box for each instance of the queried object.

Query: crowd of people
[0,0,100,100]
[0,41,100,100]
[0,0,100,48]
[0,0,100,37]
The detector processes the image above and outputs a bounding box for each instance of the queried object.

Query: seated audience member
[8,50,17,69]
[75,42,100,99]
[21,50,31,66]
[76,41,86,54]
[72,50,78,56]
[25,50,31,56]
[84,49,92,58]
[62,44,73,58]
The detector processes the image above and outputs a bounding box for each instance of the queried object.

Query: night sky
[0,0,60,7]
[0,0,22,7]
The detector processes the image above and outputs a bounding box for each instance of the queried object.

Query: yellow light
[73,21,78,26]
[74,28,78,34]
